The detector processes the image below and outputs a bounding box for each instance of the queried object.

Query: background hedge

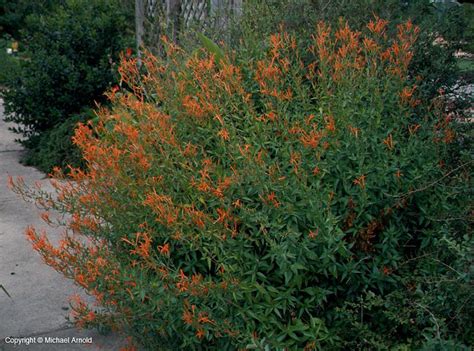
[1,0,133,172]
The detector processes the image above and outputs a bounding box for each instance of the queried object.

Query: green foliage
[22,110,90,173]
[459,3,474,54]
[0,0,56,39]
[0,40,19,86]
[1,0,132,172]
[12,18,473,350]
[197,32,225,64]
[457,58,474,74]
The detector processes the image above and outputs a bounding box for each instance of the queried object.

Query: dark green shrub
[11,19,472,350]
[460,3,474,54]
[22,110,91,173]
[0,0,55,39]
[0,44,19,86]
[1,0,132,171]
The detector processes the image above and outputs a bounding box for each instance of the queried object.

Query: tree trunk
[135,0,145,62]
[166,0,181,43]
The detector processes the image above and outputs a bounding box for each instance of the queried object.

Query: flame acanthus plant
[10,18,458,350]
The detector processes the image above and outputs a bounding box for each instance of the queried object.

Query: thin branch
[414,302,441,340]
[384,161,473,198]
[426,215,473,222]
[447,295,472,327]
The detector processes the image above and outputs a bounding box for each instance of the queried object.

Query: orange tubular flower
[354,175,367,189]
[214,113,224,126]
[143,192,178,226]
[176,269,189,292]
[367,16,388,36]
[185,206,207,228]
[363,37,379,53]
[83,311,95,323]
[75,273,88,288]
[198,312,215,325]
[257,111,278,122]
[7,175,15,189]
[182,95,215,119]
[26,227,48,252]
[40,212,52,224]
[348,125,360,138]
[400,85,417,104]
[300,129,323,149]
[124,232,152,259]
[158,243,170,256]
[308,229,319,239]
[263,192,281,208]
[217,128,230,141]
[324,115,336,132]
[409,124,421,135]
[182,303,195,325]
[314,21,332,61]
[305,114,316,125]
[215,208,232,225]
[238,144,251,157]
[232,199,242,208]
[195,329,205,339]
[383,134,394,150]
[290,151,301,174]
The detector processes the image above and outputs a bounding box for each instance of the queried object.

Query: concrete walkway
[0,100,126,350]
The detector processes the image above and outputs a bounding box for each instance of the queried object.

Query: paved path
[0,100,126,350]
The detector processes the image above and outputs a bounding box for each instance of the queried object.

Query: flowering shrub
[10,19,472,349]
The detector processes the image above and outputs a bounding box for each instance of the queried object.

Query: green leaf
[197,32,225,64]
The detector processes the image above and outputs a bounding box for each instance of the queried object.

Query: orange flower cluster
[353,174,367,189]
[309,17,419,82]
[383,21,419,77]
[181,302,216,339]
[22,224,122,329]
[400,85,420,107]
[261,191,281,208]
[190,159,236,200]
[122,231,153,259]
[255,32,297,102]
[434,114,456,144]
[367,16,388,35]
[69,294,95,328]
[143,192,179,227]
